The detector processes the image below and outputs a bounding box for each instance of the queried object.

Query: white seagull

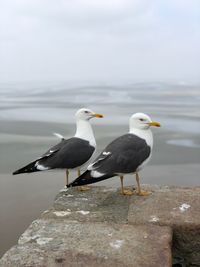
[68,113,160,196]
[13,108,103,187]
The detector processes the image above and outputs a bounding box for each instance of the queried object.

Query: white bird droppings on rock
[110,240,124,249]
[80,198,88,201]
[149,215,159,222]
[18,234,40,245]
[42,210,49,214]
[102,188,115,192]
[53,211,71,217]
[59,187,69,192]
[36,237,53,245]
[76,210,90,215]
[179,203,191,212]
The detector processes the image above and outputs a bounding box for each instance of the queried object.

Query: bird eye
[139,118,145,121]
[84,110,89,114]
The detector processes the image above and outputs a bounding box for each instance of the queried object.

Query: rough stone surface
[128,185,200,227]
[1,185,199,267]
[0,219,172,267]
[42,187,130,223]
[128,185,200,266]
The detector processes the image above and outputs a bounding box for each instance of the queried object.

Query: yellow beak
[93,113,104,118]
[148,121,161,127]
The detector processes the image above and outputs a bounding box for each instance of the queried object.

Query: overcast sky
[0,0,199,84]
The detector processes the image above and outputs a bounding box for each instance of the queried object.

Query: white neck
[129,127,153,148]
[75,119,96,147]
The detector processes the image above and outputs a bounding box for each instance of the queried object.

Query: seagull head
[75,108,103,121]
[129,113,161,130]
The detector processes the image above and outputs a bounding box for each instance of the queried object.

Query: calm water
[0,82,200,256]
[1,82,200,172]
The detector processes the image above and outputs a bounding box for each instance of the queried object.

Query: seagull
[67,113,160,196]
[13,108,103,187]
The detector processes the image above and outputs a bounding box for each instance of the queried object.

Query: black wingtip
[67,170,92,188]
[68,170,114,188]
[13,169,24,175]
[12,168,26,175]
[12,159,40,175]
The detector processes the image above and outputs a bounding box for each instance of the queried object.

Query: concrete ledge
[128,185,200,227]
[128,185,200,266]
[43,187,130,223]
[0,220,172,267]
[1,185,199,266]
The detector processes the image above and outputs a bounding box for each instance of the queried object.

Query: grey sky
[0,0,200,83]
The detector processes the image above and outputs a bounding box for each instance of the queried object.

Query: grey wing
[12,139,66,174]
[89,134,151,174]
[38,137,95,169]
[40,139,66,158]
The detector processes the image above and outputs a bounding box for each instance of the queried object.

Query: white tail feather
[53,133,64,140]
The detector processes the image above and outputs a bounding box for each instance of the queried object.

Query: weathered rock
[0,219,172,267]
[128,185,200,226]
[128,185,200,266]
[1,185,199,267]
[42,187,130,223]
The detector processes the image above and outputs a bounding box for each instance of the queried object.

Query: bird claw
[136,190,152,196]
[121,188,134,196]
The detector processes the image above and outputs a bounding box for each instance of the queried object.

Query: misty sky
[0,0,200,84]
